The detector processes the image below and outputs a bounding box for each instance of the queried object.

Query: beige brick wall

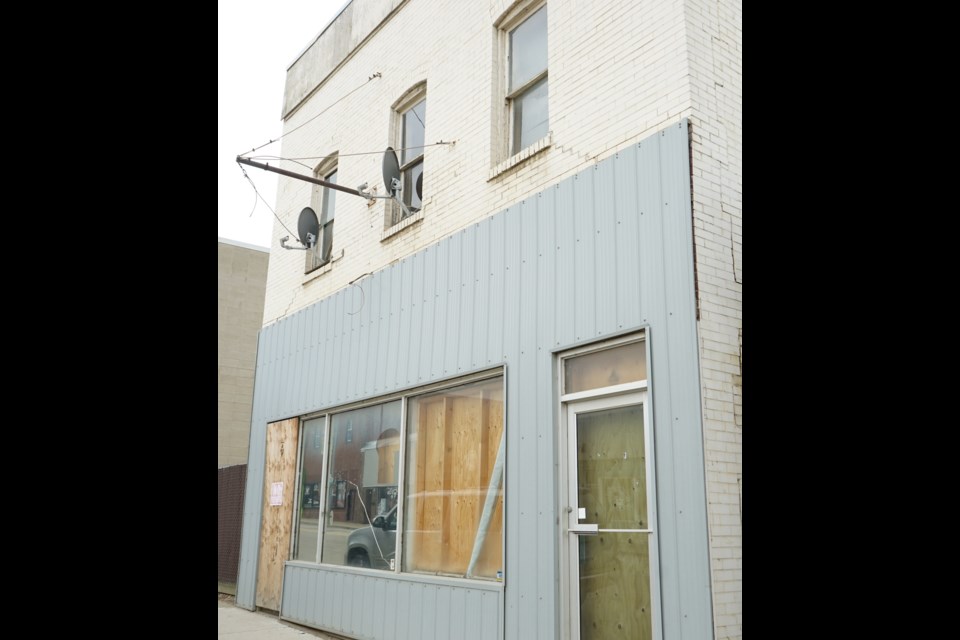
[218,239,270,467]
[684,1,742,639]
[262,0,694,324]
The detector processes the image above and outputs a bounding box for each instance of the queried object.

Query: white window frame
[306,154,338,274]
[386,83,427,231]
[492,0,550,174]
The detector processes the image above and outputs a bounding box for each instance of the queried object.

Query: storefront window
[403,377,504,578]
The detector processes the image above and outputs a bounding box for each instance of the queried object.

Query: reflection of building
[237,1,741,639]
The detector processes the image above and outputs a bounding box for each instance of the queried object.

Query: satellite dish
[297,207,319,248]
[382,147,401,195]
[416,171,423,202]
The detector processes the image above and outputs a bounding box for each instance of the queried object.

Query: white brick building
[239,1,740,639]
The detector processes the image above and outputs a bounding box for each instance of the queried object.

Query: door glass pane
[576,405,647,530]
[292,418,325,561]
[564,341,646,394]
[578,533,653,640]
[576,403,652,639]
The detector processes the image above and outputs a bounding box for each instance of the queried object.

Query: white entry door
[564,391,661,640]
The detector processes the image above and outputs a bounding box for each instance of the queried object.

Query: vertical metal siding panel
[431,241,449,381]
[387,263,403,389]
[268,316,283,418]
[594,159,619,337]
[419,246,437,384]
[444,232,462,376]
[300,307,312,412]
[487,213,506,363]
[331,571,344,631]
[306,306,320,411]
[315,297,330,408]
[296,567,307,623]
[376,269,392,393]
[317,569,331,628]
[554,179,576,347]
[482,589,501,640]
[473,220,491,368]
[459,227,477,373]
[355,276,371,398]
[661,122,713,640]
[408,583,424,640]
[351,575,365,636]
[637,135,663,329]
[435,586,451,640]
[450,587,466,639]
[398,256,414,386]
[279,311,295,415]
[573,169,597,341]
[336,292,350,403]
[396,580,411,640]
[518,196,540,640]
[501,203,521,640]
[463,588,482,640]
[502,204,522,363]
[422,584,438,640]
[407,251,425,385]
[613,145,642,329]
[381,579,397,640]
[535,183,558,640]
[363,273,382,396]
[346,283,363,403]
[370,578,385,639]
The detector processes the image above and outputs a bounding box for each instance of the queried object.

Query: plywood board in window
[256,418,299,611]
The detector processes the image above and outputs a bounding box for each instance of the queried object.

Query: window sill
[488,132,552,181]
[302,248,344,285]
[381,209,424,242]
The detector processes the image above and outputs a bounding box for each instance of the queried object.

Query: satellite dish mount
[281,207,320,250]
[356,147,414,219]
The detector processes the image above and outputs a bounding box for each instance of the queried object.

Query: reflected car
[345,506,397,569]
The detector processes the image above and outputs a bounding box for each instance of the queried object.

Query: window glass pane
[403,160,423,210]
[510,5,547,91]
[404,377,504,578]
[321,169,336,262]
[564,340,647,394]
[512,77,549,153]
[402,100,426,165]
[321,400,402,570]
[292,417,325,562]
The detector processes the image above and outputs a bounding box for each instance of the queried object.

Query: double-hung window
[507,4,548,155]
[306,155,338,273]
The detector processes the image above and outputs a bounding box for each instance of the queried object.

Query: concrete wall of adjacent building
[261,0,694,325]
[684,1,741,639]
[219,238,270,467]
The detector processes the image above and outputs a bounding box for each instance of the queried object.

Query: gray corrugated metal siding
[237,120,711,640]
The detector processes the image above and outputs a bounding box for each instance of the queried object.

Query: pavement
[218,594,343,639]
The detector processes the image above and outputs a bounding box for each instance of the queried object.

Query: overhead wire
[237,164,296,239]
[247,141,455,165]
[238,72,382,157]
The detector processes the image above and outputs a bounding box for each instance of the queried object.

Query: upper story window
[388,84,427,228]
[307,155,338,273]
[507,4,547,155]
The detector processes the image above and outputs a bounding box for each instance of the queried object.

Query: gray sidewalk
[218,594,341,639]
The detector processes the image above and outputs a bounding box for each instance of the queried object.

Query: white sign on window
[270,482,284,506]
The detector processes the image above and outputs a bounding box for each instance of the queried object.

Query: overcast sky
[218,0,349,249]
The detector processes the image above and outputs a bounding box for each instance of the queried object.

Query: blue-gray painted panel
[613,145,642,329]
[346,283,362,402]
[351,574,364,636]
[502,204,521,364]
[422,584,438,640]
[443,232,462,377]
[363,272,381,395]
[431,241,449,379]
[419,246,437,384]
[435,585,451,640]
[554,179,576,347]
[573,168,596,342]
[398,254,414,386]
[450,587,467,639]
[594,159,619,338]
[473,220,491,368]
[381,579,397,640]
[482,589,500,640]
[463,588,482,640]
[396,578,411,640]
[459,228,476,373]
[407,251,425,386]
[487,213,505,362]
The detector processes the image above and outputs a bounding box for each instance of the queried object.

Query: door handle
[569,523,599,535]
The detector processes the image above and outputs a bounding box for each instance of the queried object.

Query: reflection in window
[320,400,401,571]
[292,417,325,561]
[404,377,504,578]
[564,339,646,394]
